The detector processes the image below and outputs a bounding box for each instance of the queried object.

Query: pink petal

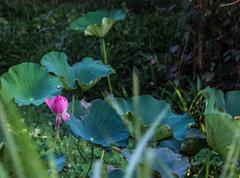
[45,98,53,110]
[62,112,70,122]
[51,95,69,114]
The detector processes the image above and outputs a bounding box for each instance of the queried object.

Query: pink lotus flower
[45,95,70,128]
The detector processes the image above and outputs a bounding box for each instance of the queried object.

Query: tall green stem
[54,128,59,149]
[101,38,113,94]
[85,145,94,178]
[100,150,105,161]
[205,161,210,178]
[67,95,75,162]
[77,140,87,162]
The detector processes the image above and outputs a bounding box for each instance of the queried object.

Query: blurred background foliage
[0,0,240,96]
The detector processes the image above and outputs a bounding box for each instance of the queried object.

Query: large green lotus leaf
[201,87,225,112]
[162,114,195,141]
[69,9,125,37]
[41,51,76,89]
[84,18,115,37]
[225,91,240,117]
[73,57,114,91]
[0,63,61,106]
[66,99,129,149]
[105,95,173,140]
[205,112,240,159]
[41,51,114,91]
[159,128,206,155]
[106,95,172,125]
[148,147,190,178]
[204,98,225,115]
[106,95,194,141]
[202,87,240,117]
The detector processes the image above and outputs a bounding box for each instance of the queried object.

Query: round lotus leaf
[69,9,125,37]
[205,112,240,160]
[225,90,240,117]
[66,99,129,149]
[106,95,194,141]
[106,95,172,126]
[41,51,114,91]
[0,63,61,106]
[202,87,240,117]
[41,51,76,90]
[148,147,190,178]
[73,57,114,91]
[161,113,195,141]
[201,87,225,112]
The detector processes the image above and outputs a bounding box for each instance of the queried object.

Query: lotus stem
[77,140,87,162]
[85,145,94,178]
[67,95,75,162]
[54,128,59,149]
[101,38,113,94]
[100,150,105,161]
[205,161,210,178]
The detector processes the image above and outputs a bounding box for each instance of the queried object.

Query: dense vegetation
[0,0,240,177]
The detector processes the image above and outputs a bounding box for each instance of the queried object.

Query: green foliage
[0,63,61,106]
[107,169,124,178]
[0,0,180,97]
[205,113,240,160]
[191,148,240,177]
[69,9,125,37]
[148,147,190,178]
[0,101,51,178]
[41,51,114,91]
[106,95,194,141]
[67,99,129,149]
[202,87,240,160]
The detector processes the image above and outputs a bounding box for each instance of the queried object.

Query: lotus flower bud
[45,95,70,128]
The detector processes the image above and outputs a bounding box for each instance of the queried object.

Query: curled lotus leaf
[69,9,125,37]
